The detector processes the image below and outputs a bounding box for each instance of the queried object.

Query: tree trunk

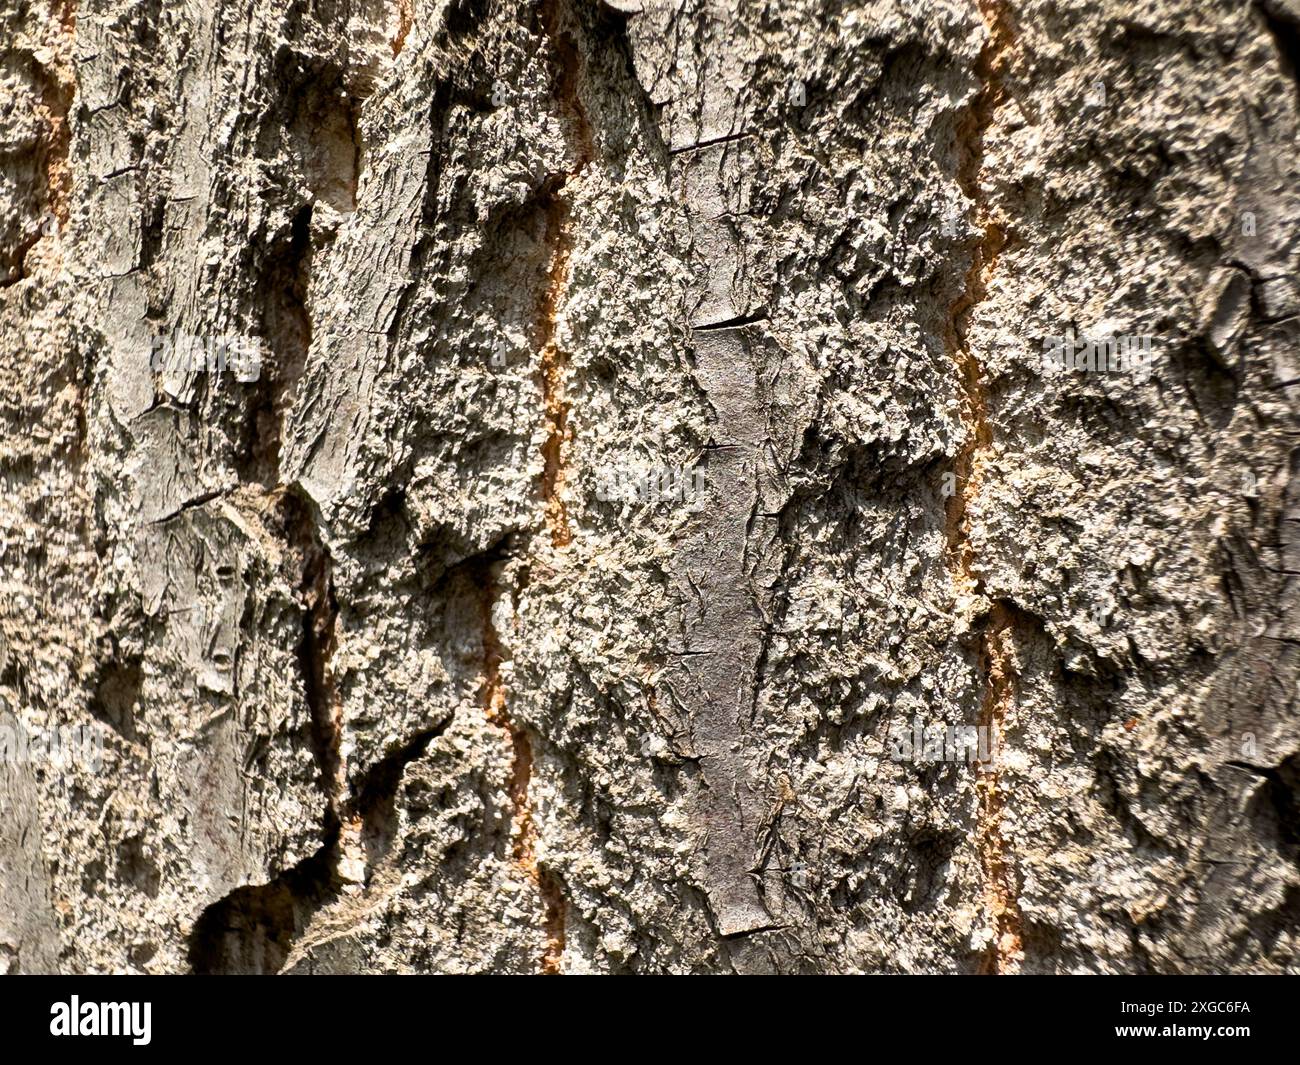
[2,0,1299,974]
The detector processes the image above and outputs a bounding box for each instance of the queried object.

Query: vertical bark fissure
[187,712,455,973]
[536,0,595,550]
[392,0,414,57]
[974,602,1021,973]
[468,0,601,972]
[274,206,315,475]
[537,202,577,549]
[942,0,1024,975]
[479,570,566,974]
[5,0,78,285]
[281,487,367,897]
[1257,0,1300,105]
[246,202,314,487]
[40,0,77,228]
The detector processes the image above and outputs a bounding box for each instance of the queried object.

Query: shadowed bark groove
[535,0,597,550]
[392,0,414,57]
[2,0,76,285]
[942,0,1025,974]
[478,565,567,974]
[284,490,342,826]
[36,0,75,227]
[187,714,453,973]
[537,196,579,550]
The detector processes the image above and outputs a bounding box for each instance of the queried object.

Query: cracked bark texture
[2,0,1300,974]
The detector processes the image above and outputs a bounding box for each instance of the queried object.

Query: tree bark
[2,0,1299,974]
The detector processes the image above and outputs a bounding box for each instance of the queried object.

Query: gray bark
[2,0,1299,973]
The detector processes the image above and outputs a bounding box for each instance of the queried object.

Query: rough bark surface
[2,0,1299,974]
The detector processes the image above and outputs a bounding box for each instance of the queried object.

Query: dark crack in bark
[942,0,1025,975]
[476,560,567,974]
[3,0,77,286]
[535,0,596,550]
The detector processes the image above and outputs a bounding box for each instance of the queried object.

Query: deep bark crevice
[186,689,455,974]
[245,202,314,487]
[391,0,414,56]
[280,488,342,828]
[941,0,1025,975]
[1258,0,1300,106]
[2,0,77,286]
[187,825,339,975]
[534,0,597,550]
[356,720,455,859]
[472,557,568,974]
